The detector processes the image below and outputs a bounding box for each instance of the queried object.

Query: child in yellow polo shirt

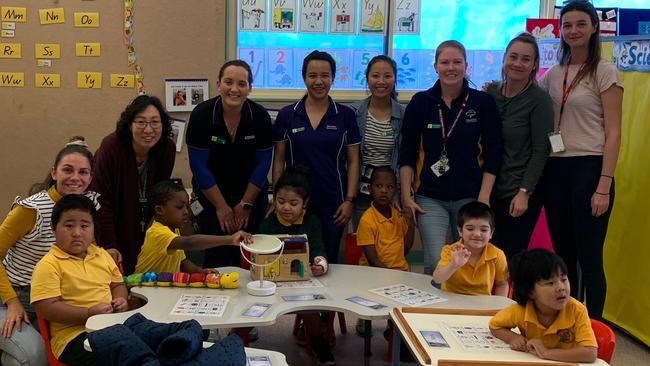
[357,166,415,270]
[489,249,597,363]
[432,201,509,296]
[31,194,128,365]
[135,181,251,274]
[356,166,415,337]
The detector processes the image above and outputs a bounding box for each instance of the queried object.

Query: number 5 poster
[267,48,294,87]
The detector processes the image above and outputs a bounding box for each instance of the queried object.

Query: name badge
[383,129,395,137]
[427,123,441,129]
[215,137,227,145]
[244,135,255,140]
[291,127,305,134]
[548,131,565,153]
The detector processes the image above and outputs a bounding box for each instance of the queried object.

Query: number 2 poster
[267,48,294,87]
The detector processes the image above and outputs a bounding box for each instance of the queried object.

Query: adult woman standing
[399,40,502,275]
[92,95,176,274]
[539,0,622,319]
[0,138,96,366]
[486,33,554,260]
[186,60,272,268]
[273,50,360,263]
[350,55,405,225]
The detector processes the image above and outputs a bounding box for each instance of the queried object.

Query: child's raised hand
[526,338,549,359]
[111,297,128,313]
[231,231,253,245]
[88,303,113,317]
[450,243,471,267]
[509,334,529,352]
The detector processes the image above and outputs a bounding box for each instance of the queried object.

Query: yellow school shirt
[357,203,409,271]
[489,297,597,349]
[30,244,123,358]
[438,242,507,295]
[135,220,186,273]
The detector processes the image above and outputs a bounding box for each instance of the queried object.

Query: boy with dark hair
[432,201,509,296]
[31,194,127,365]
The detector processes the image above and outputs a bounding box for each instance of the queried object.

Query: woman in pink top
[538,0,623,319]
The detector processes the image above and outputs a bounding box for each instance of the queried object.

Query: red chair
[591,319,616,363]
[36,315,67,366]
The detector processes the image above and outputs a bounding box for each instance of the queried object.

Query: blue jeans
[415,195,473,275]
[0,286,48,366]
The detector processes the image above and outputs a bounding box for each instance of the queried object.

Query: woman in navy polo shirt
[272,50,361,263]
[186,60,273,268]
[399,40,503,275]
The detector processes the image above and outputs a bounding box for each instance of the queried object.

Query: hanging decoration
[124,0,145,94]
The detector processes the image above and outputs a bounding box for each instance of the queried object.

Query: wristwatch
[240,201,253,210]
[519,187,530,195]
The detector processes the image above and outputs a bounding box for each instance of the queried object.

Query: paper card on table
[0,43,20,58]
[170,294,229,317]
[1,29,14,38]
[281,294,326,302]
[77,72,102,89]
[369,283,447,306]
[74,12,99,27]
[246,355,271,366]
[35,43,60,59]
[35,73,60,88]
[37,59,52,67]
[346,296,387,310]
[1,7,27,23]
[242,303,272,318]
[39,8,65,25]
[110,74,135,88]
[275,278,323,289]
[2,22,16,30]
[0,72,24,87]
[445,323,510,351]
[419,330,450,347]
[76,42,100,57]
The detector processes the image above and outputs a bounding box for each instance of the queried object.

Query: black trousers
[491,190,544,260]
[542,156,614,319]
[59,332,97,366]
[197,191,268,268]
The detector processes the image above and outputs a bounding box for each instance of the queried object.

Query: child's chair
[591,318,616,363]
[36,315,67,366]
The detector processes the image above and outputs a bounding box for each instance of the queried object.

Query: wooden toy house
[250,234,310,282]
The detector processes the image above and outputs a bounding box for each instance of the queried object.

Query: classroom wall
[0,0,226,218]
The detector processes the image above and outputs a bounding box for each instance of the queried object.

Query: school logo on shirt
[325,125,338,130]
[291,127,305,134]
[466,109,477,118]
[557,329,575,343]
[244,135,255,140]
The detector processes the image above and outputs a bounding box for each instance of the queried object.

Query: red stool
[591,319,616,363]
[36,315,67,366]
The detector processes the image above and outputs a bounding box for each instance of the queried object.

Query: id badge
[548,131,565,153]
[431,160,450,177]
[190,198,204,216]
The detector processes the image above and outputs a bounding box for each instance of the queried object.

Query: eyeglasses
[133,120,162,130]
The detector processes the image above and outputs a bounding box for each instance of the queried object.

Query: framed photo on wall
[165,78,209,112]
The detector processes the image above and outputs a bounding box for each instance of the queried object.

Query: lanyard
[437,93,469,150]
[558,62,587,130]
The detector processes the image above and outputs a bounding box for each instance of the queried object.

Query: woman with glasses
[186,60,273,268]
[91,95,176,274]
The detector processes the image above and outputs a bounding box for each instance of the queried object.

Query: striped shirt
[362,113,394,167]
[3,190,100,287]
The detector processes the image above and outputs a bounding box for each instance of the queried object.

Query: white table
[83,339,288,366]
[87,264,514,365]
[390,310,609,366]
